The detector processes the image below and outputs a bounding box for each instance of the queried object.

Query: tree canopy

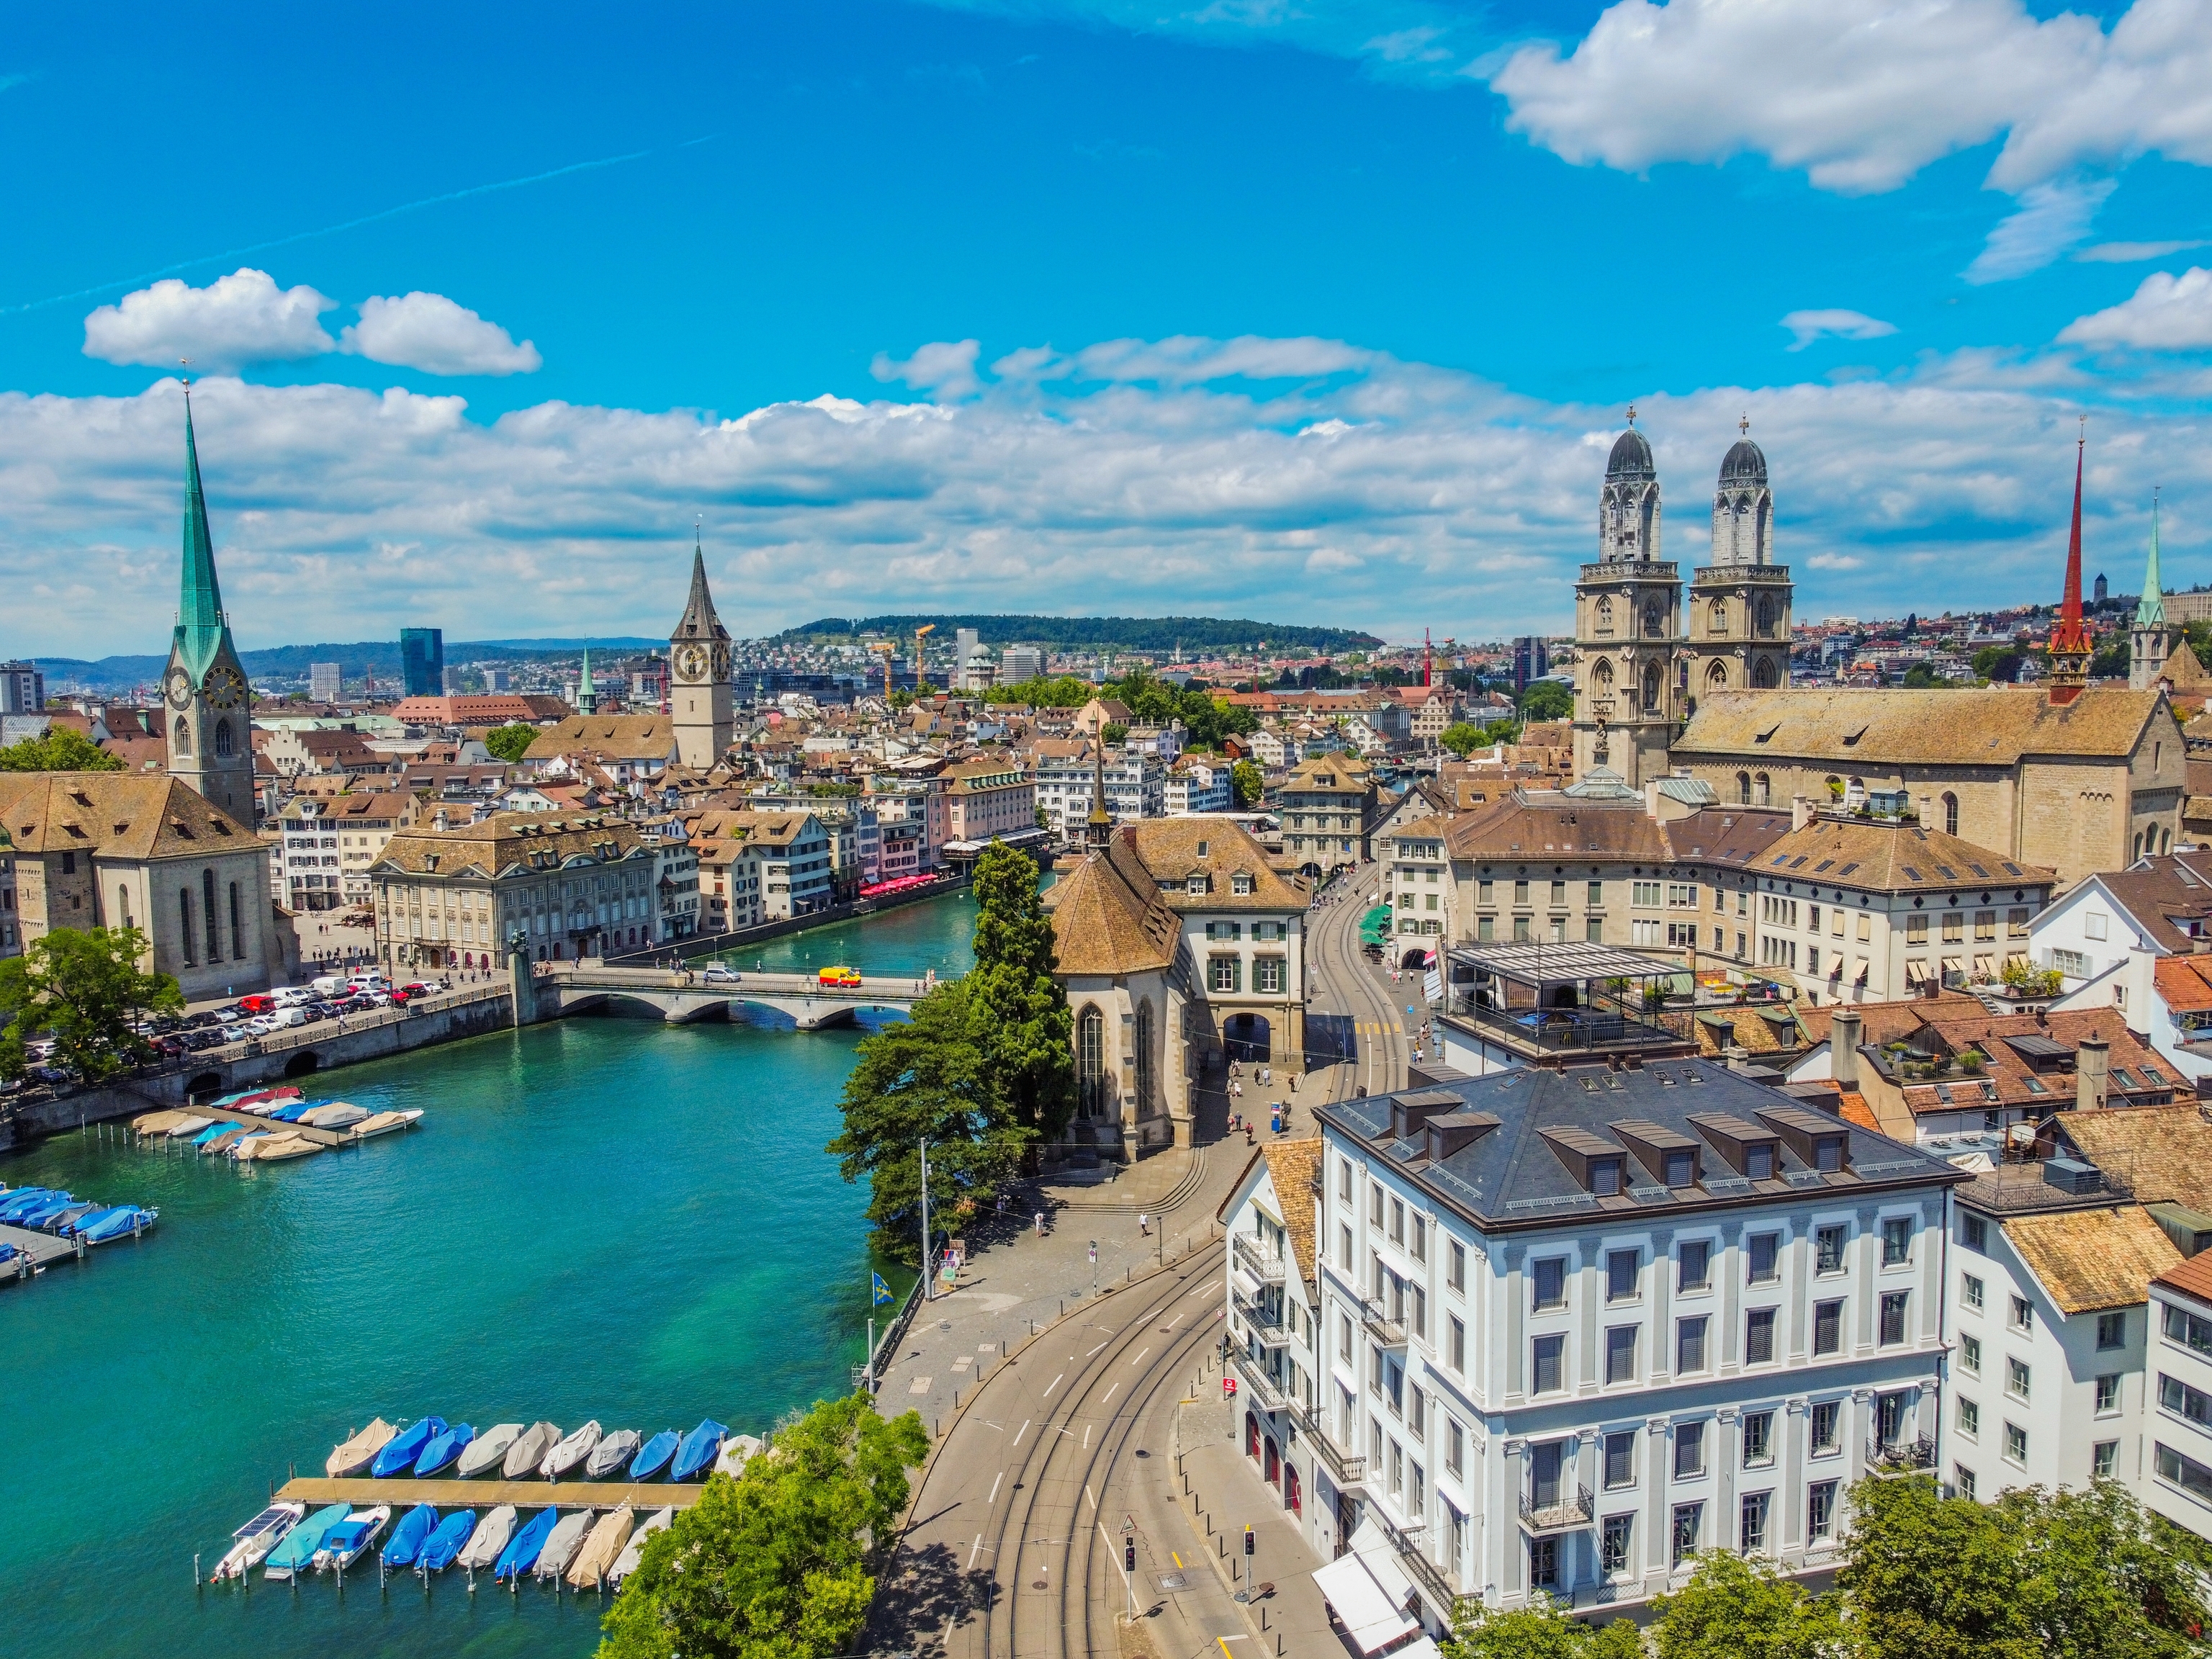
[1439,721,1486,757]
[1231,759,1264,808]
[596,1391,930,1659]
[0,925,181,1082]
[1519,681,1574,722]
[0,727,123,773]
[482,722,539,763]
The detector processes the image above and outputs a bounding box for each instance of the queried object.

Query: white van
[310,976,349,998]
[272,986,314,1009]
[349,970,388,990]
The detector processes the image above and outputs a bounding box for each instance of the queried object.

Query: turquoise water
[0,890,978,1659]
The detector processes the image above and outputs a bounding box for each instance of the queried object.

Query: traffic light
[1125,1539,1136,1573]
[1244,1526,1254,1557]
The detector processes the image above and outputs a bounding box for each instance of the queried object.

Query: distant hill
[780,614,1385,655]
[38,637,667,691]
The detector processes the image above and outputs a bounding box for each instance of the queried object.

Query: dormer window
[1591,1158,1622,1197]
[1663,1149,1695,1186]
[1233,873,1254,896]
[1745,1144,1774,1180]
[1196,840,1209,857]
[1814,1136,1844,1172]
[1186,874,1210,895]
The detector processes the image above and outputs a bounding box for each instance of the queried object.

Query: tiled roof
[1048,843,1179,977]
[1748,817,2051,892]
[0,773,257,860]
[1676,685,2167,766]
[1122,820,1308,913]
[1691,1004,1806,1057]
[2154,1249,2212,1307]
[2156,954,2212,1015]
[1795,992,1986,1047]
[521,716,678,763]
[1444,794,1792,868]
[1262,1139,1321,1282]
[2003,1205,2182,1315]
[371,810,650,878]
[2087,858,2212,953]
[2059,1105,2212,1213]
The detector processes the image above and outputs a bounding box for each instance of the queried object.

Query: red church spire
[2048,420,2093,704]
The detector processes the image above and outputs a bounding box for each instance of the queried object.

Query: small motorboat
[0,1187,54,1220]
[164,1115,214,1138]
[225,1132,271,1159]
[191,1120,237,1148]
[418,1509,476,1573]
[608,1507,672,1587]
[314,1506,390,1572]
[75,1205,157,1244]
[503,1421,560,1479]
[372,1417,447,1478]
[211,1085,302,1112]
[246,1134,323,1162]
[381,1504,440,1570]
[415,1423,476,1477]
[493,1507,559,1581]
[328,1418,399,1478]
[585,1430,642,1479]
[671,1419,728,1483]
[211,1502,305,1582]
[131,1109,189,1134]
[9,1193,75,1227]
[456,1505,517,1572]
[566,1506,634,1590]
[714,1433,762,1477]
[264,1502,351,1581]
[457,1423,524,1479]
[532,1509,595,1581]
[541,1421,602,1480]
[27,1199,97,1233]
[629,1431,679,1481]
[264,1100,315,1123]
[298,1102,368,1129]
[350,1109,423,1139]
[198,1127,246,1155]
[55,1205,122,1238]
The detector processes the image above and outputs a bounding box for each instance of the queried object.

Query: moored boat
[371,1417,447,1478]
[349,1108,423,1139]
[328,1418,398,1478]
[608,1506,671,1586]
[245,1133,323,1162]
[629,1430,678,1481]
[493,1507,559,1581]
[381,1503,439,1570]
[415,1423,476,1477]
[565,1506,634,1589]
[457,1422,523,1479]
[503,1421,560,1479]
[298,1102,368,1129]
[455,1504,517,1572]
[75,1205,157,1244]
[670,1419,728,1483]
[313,1506,390,1572]
[165,1116,213,1138]
[541,1421,602,1480]
[211,1501,305,1582]
[418,1508,476,1573]
[0,1187,55,1220]
[714,1432,762,1477]
[198,1127,246,1155]
[263,1503,350,1581]
[130,1110,188,1135]
[531,1509,594,1580]
[585,1430,642,1479]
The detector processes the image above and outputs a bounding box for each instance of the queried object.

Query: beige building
[942,756,1035,843]
[369,810,660,971]
[1276,752,1377,876]
[521,714,681,783]
[679,807,833,921]
[1671,686,2186,886]
[0,773,281,999]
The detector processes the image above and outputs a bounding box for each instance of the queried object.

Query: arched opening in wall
[1756,597,1778,638]
[2135,831,2145,859]
[1735,772,1752,804]
[214,719,234,759]
[1845,776,1866,809]
[283,1051,320,1079]
[2163,827,2174,855]
[1077,1004,1108,1120]
[1708,598,1727,632]
[1264,1437,1281,1485]
[1755,773,1771,806]
[1942,793,1960,836]
[1639,490,1657,557]
[186,1070,222,1098]
[1246,1411,1260,1459]
[1707,660,1730,691]
[117,886,132,928]
[1133,999,1154,1118]
[1752,657,1779,690]
[1756,496,1771,560]
[1591,659,1614,701]
[1223,1012,1272,1063]
[174,716,192,756]
[1285,1461,1302,1516]
[1642,662,1661,711]
[1642,601,1663,638]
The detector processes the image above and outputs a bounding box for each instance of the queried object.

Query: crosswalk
[1356,1020,1403,1035]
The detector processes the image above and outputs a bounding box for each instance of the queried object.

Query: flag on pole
[872,1272,893,1305]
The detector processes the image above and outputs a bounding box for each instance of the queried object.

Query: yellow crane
[912,622,936,695]
[868,640,896,703]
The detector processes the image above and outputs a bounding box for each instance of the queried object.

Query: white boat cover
[458,1423,524,1478]
[300,1103,368,1128]
[715,1433,763,1476]
[166,1116,214,1137]
[609,1507,673,1585]
[455,1505,517,1570]
[542,1421,602,1478]
[1312,1519,1420,1657]
[533,1509,594,1578]
[505,1422,559,1479]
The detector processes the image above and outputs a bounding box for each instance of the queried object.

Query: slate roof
[2004,1205,2182,1315]
[1676,685,2166,767]
[1750,817,2050,892]
[1318,1058,1959,1233]
[0,773,257,860]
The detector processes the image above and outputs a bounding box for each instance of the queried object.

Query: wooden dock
[0,1221,78,1272]
[276,1475,706,1511]
[140,1107,354,1149]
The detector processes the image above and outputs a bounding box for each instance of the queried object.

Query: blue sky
[1,0,2208,655]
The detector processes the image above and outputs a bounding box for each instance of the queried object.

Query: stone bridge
[534,963,925,1030]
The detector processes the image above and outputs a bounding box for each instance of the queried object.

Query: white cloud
[1781,309,1898,351]
[2,340,2204,657]
[2075,238,2211,262]
[2058,266,2212,349]
[1964,179,2117,283]
[871,339,984,400]
[83,269,336,369]
[1488,0,2212,196]
[339,292,541,376]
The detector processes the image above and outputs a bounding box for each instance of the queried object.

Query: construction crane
[868,640,896,703]
[913,622,936,695]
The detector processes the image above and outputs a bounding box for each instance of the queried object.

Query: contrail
[0,137,717,318]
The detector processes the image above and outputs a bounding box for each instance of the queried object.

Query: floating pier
[276,1475,706,1511]
[0,1222,76,1272]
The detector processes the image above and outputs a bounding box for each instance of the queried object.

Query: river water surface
[1,890,978,1659]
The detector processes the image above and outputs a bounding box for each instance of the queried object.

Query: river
[0,888,980,1659]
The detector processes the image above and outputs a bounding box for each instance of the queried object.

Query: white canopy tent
[1310,1519,1425,1655]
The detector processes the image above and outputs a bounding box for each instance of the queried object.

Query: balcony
[1362,1298,1409,1348]
[1518,1484,1594,1534]
[1866,1434,1936,1475]
[1233,1294,1292,1349]
[1399,1538,1466,1618]
[1309,1425,1369,1492]
[1229,1352,1291,1413]
[1233,1233,1288,1285]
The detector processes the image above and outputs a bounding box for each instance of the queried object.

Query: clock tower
[163,390,255,821]
[668,534,732,769]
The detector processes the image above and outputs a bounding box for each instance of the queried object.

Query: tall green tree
[1519,681,1574,722]
[597,1391,930,1659]
[0,925,181,1082]
[1838,1475,2042,1659]
[966,842,1076,1144]
[1443,1596,1641,1659]
[1231,760,1264,808]
[0,727,122,772]
[1652,1551,1846,1659]
[1439,721,1485,757]
[482,722,539,763]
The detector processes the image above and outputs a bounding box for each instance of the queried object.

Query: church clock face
[711,644,729,680]
[164,667,195,710]
[204,665,248,709]
[675,644,707,680]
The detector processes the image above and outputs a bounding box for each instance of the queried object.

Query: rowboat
[211,1502,305,1582]
[328,1418,397,1478]
[457,1423,524,1479]
[541,1421,602,1480]
[503,1421,560,1479]
[565,1506,634,1589]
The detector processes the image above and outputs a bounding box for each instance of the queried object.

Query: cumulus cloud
[83,269,336,369]
[1,339,2200,657]
[1488,0,2212,196]
[2058,266,2212,349]
[1781,309,1898,351]
[872,339,984,400]
[339,292,541,376]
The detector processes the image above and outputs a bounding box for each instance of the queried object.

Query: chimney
[1791,793,1814,831]
[2076,1035,2110,1112]
[1832,1008,1863,1091]
[433,806,451,832]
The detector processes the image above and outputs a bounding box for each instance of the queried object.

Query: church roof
[674,541,730,643]
[1719,436,1768,485]
[1676,686,2168,767]
[0,773,256,861]
[174,393,233,683]
[1605,427,1655,480]
[1047,837,1179,977]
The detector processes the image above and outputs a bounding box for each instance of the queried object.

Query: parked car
[183,1011,224,1030]
[152,1035,188,1058]
[235,994,277,1017]
[359,989,394,1007]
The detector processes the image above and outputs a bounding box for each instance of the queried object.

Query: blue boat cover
[265,1504,351,1571]
[418,1510,476,1571]
[629,1431,679,1480]
[415,1424,477,1477]
[372,1418,447,1478]
[671,1420,728,1483]
[495,1508,559,1579]
[382,1504,439,1568]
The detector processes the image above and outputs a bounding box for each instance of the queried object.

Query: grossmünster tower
[1572,413,1792,788]
[161,390,255,819]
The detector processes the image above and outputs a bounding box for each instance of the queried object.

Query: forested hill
[779,614,1384,654]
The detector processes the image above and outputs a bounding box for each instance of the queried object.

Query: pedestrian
[1139,1213,1149,1236]
[1035,1210,1045,1238]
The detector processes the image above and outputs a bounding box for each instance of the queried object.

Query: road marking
[968,1534,984,1568]
[1088,1341,1109,1356]
[988,1470,1002,1505]
[1130,1347,1150,1366]
[1172,1551,1184,1568]
[1083,1424,1092,1449]
[909,1377,932,1394]
[1012,1419,1031,1447]
[1043,1372,1065,1399]
[1102,1521,1130,1588]
[1102,1382,1119,1404]
[1086,1484,1098,1511]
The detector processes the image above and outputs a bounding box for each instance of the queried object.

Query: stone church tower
[2131,493,2172,691]
[161,390,256,822]
[1573,413,1683,787]
[1686,419,1791,708]
[668,536,733,768]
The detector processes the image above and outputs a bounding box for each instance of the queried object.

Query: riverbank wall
[605,871,968,967]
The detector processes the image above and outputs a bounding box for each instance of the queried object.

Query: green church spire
[2136,491,2166,629]
[176,386,230,680]
[577,646,597,715]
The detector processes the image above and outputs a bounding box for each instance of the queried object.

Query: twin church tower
[1571,413,1793,786]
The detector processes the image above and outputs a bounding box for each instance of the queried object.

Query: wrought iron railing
[1233,1233,1287,1284]
[1867,1434,1936,1474]
[1518,1484,1594,1533]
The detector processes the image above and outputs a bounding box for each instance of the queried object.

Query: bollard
[194,1552,201,1587]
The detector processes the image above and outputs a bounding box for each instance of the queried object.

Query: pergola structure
[1437,940,1696,1067]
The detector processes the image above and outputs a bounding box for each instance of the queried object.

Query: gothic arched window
[1133,1000,1154,1116]
[1642,662,1661,711]
[1942,792,1959,836]
[173,716,192,757]
[1736,771,1751,805]
[1709,598,1727,632]
[1594,596,1614,635]
[1592,658,1614,693]
[1077,1004,1107,1120]
[1643,601,1663,639]
[1707,660,1730,688]
[213,719,234,759]
[1752,657,1779,689]
[1755,597,1777,637]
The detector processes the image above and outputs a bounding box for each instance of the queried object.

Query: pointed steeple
[2048,426,2094,704]
[176,385,230,680]
[675,531,730,642]
[577,647,598,716]
[2137,493,2167,628]
[1085,732,1113,850]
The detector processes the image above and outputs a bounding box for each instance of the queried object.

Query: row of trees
[827,844,1076,1263]
[1446,1478,2211,1659]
